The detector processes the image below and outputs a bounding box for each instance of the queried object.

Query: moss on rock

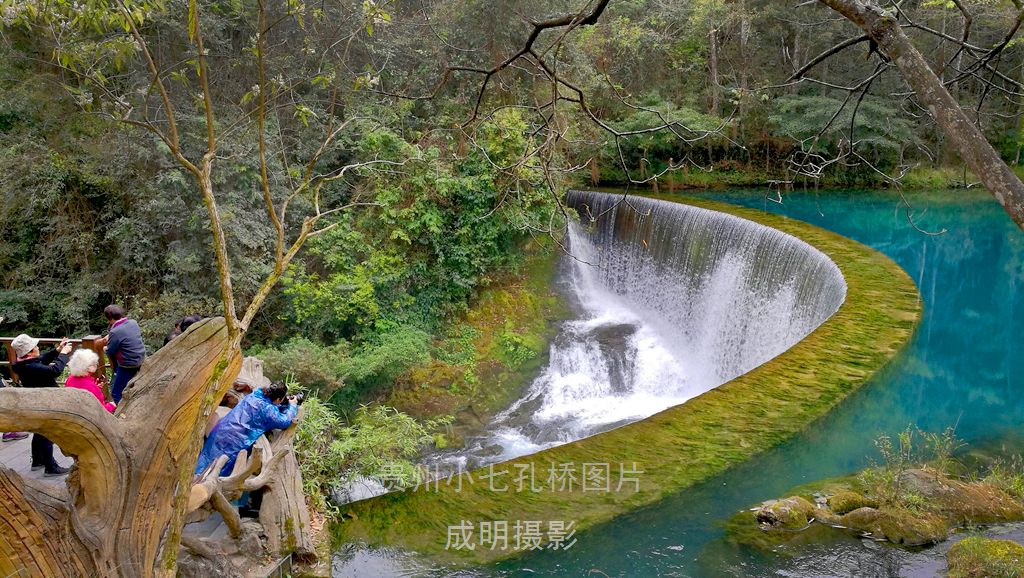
[730,467,1024,552]
[828,490,878,515]
[948,537,1024,578]
[874,509,948,546]
[387,238,568,434]
[756,497,816,530]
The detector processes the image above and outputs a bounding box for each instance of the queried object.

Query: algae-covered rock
[755,496,815,530]
[947,537,1024,578]
[828,490,878,515]
[875,509,948,546]
[812,506,841,526]
[893,468,1024,523]
[840,506,882,529]
[838,506,947,546]
[730,467,1024,555]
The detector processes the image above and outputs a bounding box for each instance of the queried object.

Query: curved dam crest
[564,190,846,394]
[434,191,848,468]
[334,193,921,566]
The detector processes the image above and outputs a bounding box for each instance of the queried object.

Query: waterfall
[434,191,847,468]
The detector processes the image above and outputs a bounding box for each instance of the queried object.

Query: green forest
[4,0,1023,372]
[3,0,1024,574]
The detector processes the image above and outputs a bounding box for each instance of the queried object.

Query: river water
[332,188,1024,577]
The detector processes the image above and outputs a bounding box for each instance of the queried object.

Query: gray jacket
[106,319,146,368]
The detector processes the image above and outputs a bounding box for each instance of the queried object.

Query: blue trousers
[111,365,140,403]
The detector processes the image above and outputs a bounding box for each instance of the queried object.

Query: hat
[11,334,39,358]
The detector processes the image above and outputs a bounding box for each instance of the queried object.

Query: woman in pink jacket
[65,349,116,413]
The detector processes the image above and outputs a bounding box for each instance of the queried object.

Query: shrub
[333,325,431,407]
[258,337,349,395]
[860,425,965,507]
[293,398,451,515]
[330,405,451,489]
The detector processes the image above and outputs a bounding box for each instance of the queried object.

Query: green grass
[332,196,922,566]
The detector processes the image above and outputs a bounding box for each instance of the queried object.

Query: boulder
[755,496,815,530]
[839,506,947,546]
[875,509,947,546]
[840,506,882,529]
[897,468,1024,523]
[947,537,1024,578]
[828,490,878,515]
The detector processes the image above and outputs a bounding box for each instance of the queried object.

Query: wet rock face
[947,537,1024,578]
[755,497,816,530]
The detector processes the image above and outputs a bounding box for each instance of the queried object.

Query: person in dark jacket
[11,333,73,476]
[98,304,146,403]
[194,381,298,476]
[162,314,202,347]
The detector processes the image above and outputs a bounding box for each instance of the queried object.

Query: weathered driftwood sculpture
[180,406,315,576]
[0,317,241,578]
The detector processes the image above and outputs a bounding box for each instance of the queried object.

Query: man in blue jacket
[98,304,146,403]
[194,381,298,477]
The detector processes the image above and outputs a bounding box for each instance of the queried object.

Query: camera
[278,392,305,410]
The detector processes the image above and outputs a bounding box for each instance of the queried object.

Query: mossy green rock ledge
[948,537,1024,578]
[332,196,922,565]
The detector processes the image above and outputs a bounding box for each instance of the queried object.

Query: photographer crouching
[194,381,301,478]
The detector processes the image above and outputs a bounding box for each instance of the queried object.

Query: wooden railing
[0,336,107,385]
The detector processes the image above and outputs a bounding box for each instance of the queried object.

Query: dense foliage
[294,396,450,513]
[3,0,1024,412]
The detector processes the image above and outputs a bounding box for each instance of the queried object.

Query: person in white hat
[11,334,73,476]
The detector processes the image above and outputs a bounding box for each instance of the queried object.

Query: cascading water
[432,191,847,470]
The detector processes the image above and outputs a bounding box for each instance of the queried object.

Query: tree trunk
[709,28,720,116]
[0,318,241,577]
[258,440,315,561]
[819,0,1024,229]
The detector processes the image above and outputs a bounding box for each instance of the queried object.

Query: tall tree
[0,0,403,575]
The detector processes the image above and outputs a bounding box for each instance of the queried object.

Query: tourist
[163,317,186,346]
[98,304,146,403]
[11,334,72,476]
[179,314,202,334]
[194,381,298,476]
[163,314,203,347]
[65,349,116,413]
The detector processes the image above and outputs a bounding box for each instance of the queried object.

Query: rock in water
[947,537,1024,578]
[755,496,815,530]
[827,490,878,515]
